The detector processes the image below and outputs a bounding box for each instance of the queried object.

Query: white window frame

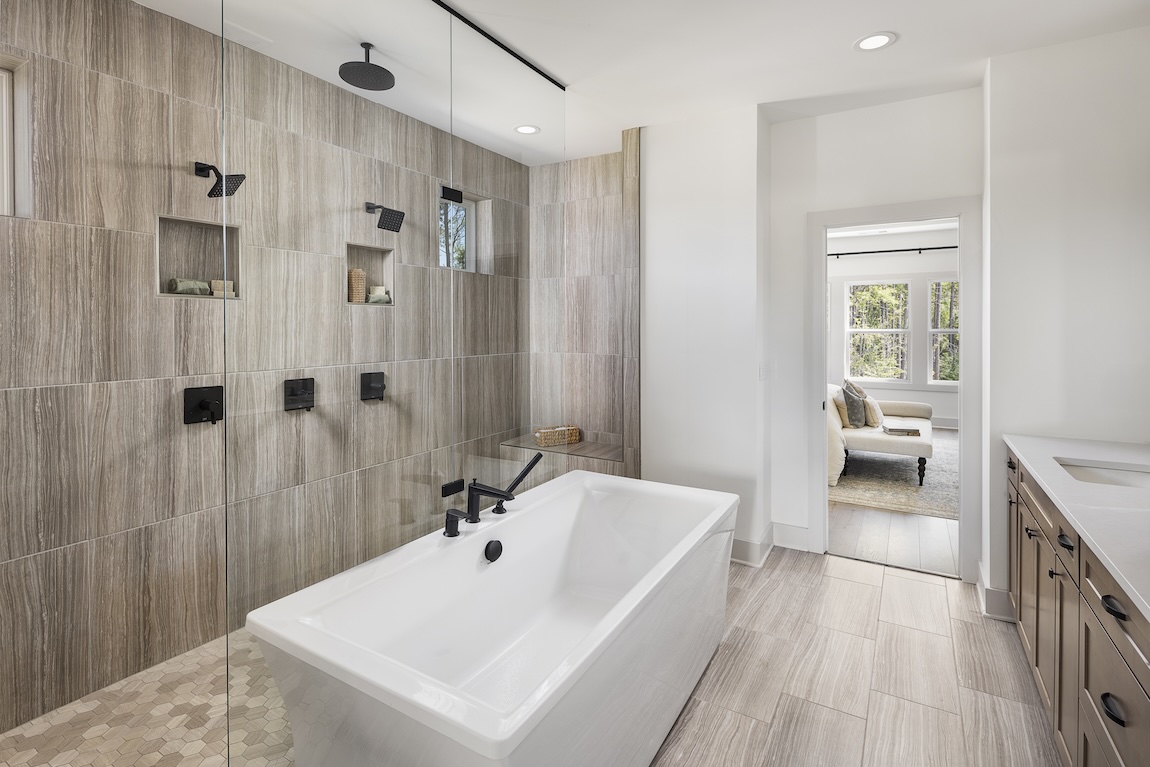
[0,68,13,217]
[438,197,477,272]
[845,279,911,383]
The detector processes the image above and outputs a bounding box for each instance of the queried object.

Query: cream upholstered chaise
[827,383,934,487]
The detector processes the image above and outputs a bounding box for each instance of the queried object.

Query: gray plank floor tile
[879,572,952,636]
[946,578,984,624]
[863,691,966,767]
[824,555,885,588]
[885,511,921,571]
[952,619,1043,708]
[872,622,960,714]
[919,515,956,575]
[810,576,881,639]
[783,624,875,718]
[650,697,771,767]
[734,577,813,641]
[693,626,795,723]
[855,509,892,563]
[760,694,866,767]
[958,687,1060,767]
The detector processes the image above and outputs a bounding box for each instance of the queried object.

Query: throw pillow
[841,385,866,428]
[844,379,867,399]
[832,392,853,427]
[864,395,884,427]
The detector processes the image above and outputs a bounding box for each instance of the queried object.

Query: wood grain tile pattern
[564,195,623,276]
[863,691,966,767]
[650,697,770,767]
[693,625,795,722]
[783,624,875,718]
[824,555,886,587]
[958,687,1060,767]
[952,618,1043,707]
[734,577,813,641]
[872,621,960,713]
[879,572,952,636]
[811,575,881,639]
[761,694,866,767]
[565,274,621,355]
[566,152,622,200]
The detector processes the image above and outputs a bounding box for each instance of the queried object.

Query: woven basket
[534,425,581,447]
[348,269,366,303]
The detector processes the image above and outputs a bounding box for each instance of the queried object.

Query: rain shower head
[194,162,246,198]
[365,202,405,232]
[340,43,395,91]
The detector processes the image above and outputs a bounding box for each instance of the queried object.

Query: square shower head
[365,202,405,232]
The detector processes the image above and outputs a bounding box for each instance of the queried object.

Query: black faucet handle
[469,480,514,501]
[493,452,543,514]
[444,508,468,537]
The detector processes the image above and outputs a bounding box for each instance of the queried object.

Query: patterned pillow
[841,384,867,428]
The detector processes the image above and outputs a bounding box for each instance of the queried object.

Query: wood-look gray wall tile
[624,357,640,449]
[85,72,171,233]
[0,544,90,735]
[349,304,395,365]
[529,162,565,207]
[354,360,435,467]
[241,120,303,251]
[90,229,177,382]
[567,153,622,201]
[89,0,172,93]
[460,355,525,442]
[304,473,359,584]
[530,352,565,428]
[429,265,453,359]
[0,386,89,563]
[396,167,437,267]
[299,72,338,146]
[173,297,225,377]
[2,0,92,67]
[0,218,91,388]
[564,196,623,276]
[225,370,305,502]
[622,128,640,179]
[226,485,306,630]
[565,275,621,355]
[332,86,379,158]
[301,366,358,483]
[170,20,222,110]
[530,279,564,353]
[31,56,91,225]
[623,176,640,269]
[529,202,564,279]
[345,154,399,252]
[298,139,348,257]
[91,507,224,689]
[242,45,302,133]
[168,98,226,225]
[394,264,430,360]
[623,267,639,358]
[89,376,225,536]
[394,112,450,179]
[224,247,293,372]
[292,253,352,368]
[453,271,492,357]
[563,353,623,437]
[760,693,867,767]
[356,451,440,561]
[489,276,522,355]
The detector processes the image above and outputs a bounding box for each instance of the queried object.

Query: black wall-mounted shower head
[340,43,395,91]
[366,202,405,232]
[194,162,246,198]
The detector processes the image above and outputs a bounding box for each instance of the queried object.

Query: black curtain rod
[828,245,958,258]
[428,0,567,91]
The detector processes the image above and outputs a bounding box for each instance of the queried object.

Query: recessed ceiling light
[854,32,899,51]
[516,125,541,135]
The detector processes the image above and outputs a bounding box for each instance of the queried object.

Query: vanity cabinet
[1006,445,1150,767]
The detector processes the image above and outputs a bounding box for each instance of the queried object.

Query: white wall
[983,26,1150,598]
[769,89,985,538]
[640,105,771,556]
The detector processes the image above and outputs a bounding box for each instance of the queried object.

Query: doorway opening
[824,218,960,577]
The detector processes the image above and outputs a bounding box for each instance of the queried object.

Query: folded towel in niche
[367,292,392,305]
[168,278,211,295]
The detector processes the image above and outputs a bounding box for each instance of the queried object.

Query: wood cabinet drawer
[1079,700,1119,767]
[1082,543,1150,696]
[1019,473,1080,584]
[1007,447,1020,490]
[1080,595,1150,766]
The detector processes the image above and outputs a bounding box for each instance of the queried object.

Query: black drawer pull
[1008,497,1016,507]
[1100,693,1126,727]
[1056,534,1075,553]
[1024,527,1038,539]
[1048,568,1061,579]
[1102,595,1129,622]
[1007,458,1017,470]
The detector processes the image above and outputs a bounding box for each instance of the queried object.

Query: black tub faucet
[493,452,543,514]
[466,481,514,523]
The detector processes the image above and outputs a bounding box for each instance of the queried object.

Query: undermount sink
[1055,457,1150,490]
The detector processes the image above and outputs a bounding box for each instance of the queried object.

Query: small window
[847,282,909,380]
[929,280,960,381]
[0,68,13,217]
[438,198,476,271]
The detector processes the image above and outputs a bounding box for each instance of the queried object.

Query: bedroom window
[929,280,960,381]
[0,68,13,217]
[847,282,909,380]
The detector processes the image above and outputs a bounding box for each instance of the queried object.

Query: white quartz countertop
[1004,434,1150,622]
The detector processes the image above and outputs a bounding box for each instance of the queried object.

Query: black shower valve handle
[199,399,222,425]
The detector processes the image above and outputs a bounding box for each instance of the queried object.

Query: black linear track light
[365,202,405,232]
[194,162,246,198]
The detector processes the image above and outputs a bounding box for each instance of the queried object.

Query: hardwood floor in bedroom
[828,502,960,577]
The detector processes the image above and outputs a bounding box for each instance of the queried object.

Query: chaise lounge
[827,383,934,487]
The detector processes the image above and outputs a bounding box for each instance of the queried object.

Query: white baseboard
[978,564,1015,622]
[731,525,773,567]
[934,418,959,430]
[772,522,809,552]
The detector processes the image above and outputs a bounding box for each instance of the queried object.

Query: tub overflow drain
[485,540,503,563]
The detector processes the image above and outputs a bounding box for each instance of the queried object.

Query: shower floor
[0,630,292,767]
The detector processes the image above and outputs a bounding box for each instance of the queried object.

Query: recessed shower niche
[157,217,242,298]
[346,244,394,305]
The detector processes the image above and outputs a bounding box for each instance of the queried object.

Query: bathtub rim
[245,470,739,760]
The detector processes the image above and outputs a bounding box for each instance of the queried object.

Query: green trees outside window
[848,283,908,380]
[930,280,960,381]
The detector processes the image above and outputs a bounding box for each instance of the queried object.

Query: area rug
[829,428,959,519]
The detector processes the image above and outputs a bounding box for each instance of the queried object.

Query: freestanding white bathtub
[246,470,739,767]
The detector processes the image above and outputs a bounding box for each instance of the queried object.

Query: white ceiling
[142,0,1150,163]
